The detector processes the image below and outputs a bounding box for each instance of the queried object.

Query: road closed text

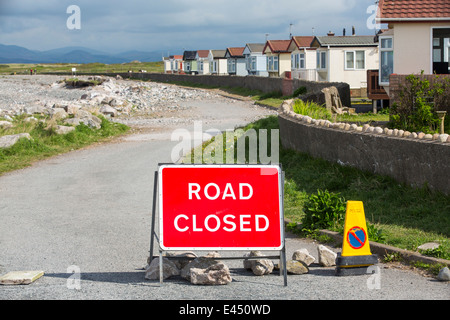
[174,213,269,232]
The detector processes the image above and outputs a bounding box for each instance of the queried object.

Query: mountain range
[0,44,171,64]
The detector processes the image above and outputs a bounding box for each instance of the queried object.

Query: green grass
[0,115,129,174]
[0,62,164,75]
[186,115,450,261]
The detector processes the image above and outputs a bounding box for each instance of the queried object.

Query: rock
[166,251,198,270]
[374,127,383,134]
[412,132,418,139]
[181,256,220,281]
[64,118,82,126]
[292,248,315,266]
[286,260,309,275]
[403,131,411,138]
[55,125,75,135]
[0,133,32,149]
[190,262,232,285]
[393,129,399,136]
[99,105,117,117]
[417,242,440,251]
[362,124,370,132]
[24,105,46,115]
[398,130,404,137]
[417,132,426,139]
[437,267,450,281]
[144,257,180,280]
[387,129,394,136]
[243,251,274,276]
[438,134,449,143]
[0,120,13,129]
[432,133,440,140]
[318,245,337,267]
[50,108,68,121]
[424,134,433,140]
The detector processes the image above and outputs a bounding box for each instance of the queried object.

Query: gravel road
[0,75,448,302]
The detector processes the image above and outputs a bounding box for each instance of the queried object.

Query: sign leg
[149,171,158,264]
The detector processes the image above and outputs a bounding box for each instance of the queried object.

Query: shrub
[293,100,332,121]
[293,86,307,97]
[301,190,346,231]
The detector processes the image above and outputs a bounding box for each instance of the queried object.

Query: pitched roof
[210,50,226,58]
[263,40,291,54]
[291,36,314,48]
[245,43,265,53]
[226,47,245,57]
[378,0,450,21]
[313,36,377,47]
[171,55,183,60]
[183,51,197,60]
[196,50,209,58]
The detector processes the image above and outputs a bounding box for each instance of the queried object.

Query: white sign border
[158,164,285,251]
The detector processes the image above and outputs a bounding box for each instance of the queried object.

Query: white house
[287,36,316,80]
[169,55,183,74]
[310,34,379,97]
[208,50,228,75]
[163,57,171,74]
[225,47,248,76]
[243,43,268,77]
[196,50,210,75]
[376,0,450,92]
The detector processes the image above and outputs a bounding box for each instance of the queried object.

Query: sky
[0,0,381,54]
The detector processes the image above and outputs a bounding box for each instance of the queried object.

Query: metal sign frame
[149,163,287,286]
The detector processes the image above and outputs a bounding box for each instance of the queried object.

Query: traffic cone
[335,201,378,276]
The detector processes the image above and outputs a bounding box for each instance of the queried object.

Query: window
[267,56,279,72]
[317,51,327,69]
[379,36,394,84]
[251,57,256,71]
[432,28,450,74]
[345,51,365,70]
[228,59,236,73]
[291,53,304,70]
[299,53,305,69]
[186,62,191,72]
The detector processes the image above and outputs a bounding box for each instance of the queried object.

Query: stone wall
[279,100,450,195]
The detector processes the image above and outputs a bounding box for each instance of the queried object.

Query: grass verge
[0,115,129,175]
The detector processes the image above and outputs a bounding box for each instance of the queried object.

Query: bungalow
[287,36,316,81]
[243,43,268,77]
[183,50,198,74]
[163,57,171,74]
[196,50,210,75]
[169,55,183,74]
[225,47,248,76]
[376,0,450,91]
[208,50,228,75]
[263,40,292,78]
[310,33,379,97]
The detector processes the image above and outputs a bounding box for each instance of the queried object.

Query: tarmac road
[0,97,448,302]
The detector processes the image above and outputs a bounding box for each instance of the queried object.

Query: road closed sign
[158,165,284,251]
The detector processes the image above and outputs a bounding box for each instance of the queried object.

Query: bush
[301,190,346,231]
[293,100,332,121]
[293,86,307,97]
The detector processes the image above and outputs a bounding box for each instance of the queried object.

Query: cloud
[0,0,376,52]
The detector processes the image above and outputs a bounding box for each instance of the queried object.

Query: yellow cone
[341,201,372,257]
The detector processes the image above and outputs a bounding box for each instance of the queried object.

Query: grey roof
[245,43,265,53]
[183,50,197,60]
[210,50,226,58]
[315,36,377,47]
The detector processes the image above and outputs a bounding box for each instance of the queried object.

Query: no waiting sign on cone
[335,201,378,276]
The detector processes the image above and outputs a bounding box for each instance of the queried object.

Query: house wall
[328,46,379,91]
[236,58,248,76]
[279,53,291,78]
[391,22,450,75]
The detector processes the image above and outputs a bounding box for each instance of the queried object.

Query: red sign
[158,165,284,250]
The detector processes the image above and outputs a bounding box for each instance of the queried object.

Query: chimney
[327,31,335,36]
[343,28,346,36]
[352,26,356,36]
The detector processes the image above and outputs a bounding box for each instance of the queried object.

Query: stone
[64,118,82,126]
[417,132,425,139]
[355,126,363,132]
[438,134,449,143]
[243,251,274,276]
[374,127,383,134]
[50,108,68,120]
[166,251,198,270]
[292,248,315,266]
[99,105,117,117]
[0,120,13,129]
[181,256,220,281]
[424,134,433,140]
[286,260,309,275]
[24,105,46,115]
[387,129,394,136]
[417,242,440,251]
[0,271,44,285]
[55,125,75,135]
[398,130,404,137]
[362,124,370,132]
[318,245,337,267]
[432,133,440,140]
[393,129,399,136]
[412,132,418,139]
[190,263,232,285]
[437,267,450,281]
[403,131,411,138]
[0,133,32,149]
[144,257,180,280]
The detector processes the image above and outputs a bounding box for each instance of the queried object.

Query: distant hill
[0,44,167,64]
